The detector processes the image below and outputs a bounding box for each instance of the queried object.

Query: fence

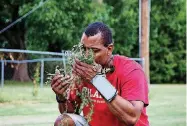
[0,49,144,88]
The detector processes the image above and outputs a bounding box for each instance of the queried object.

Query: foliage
[85,1,114,26]
[32,62,40,97]
[65,43,95,75]
[0,0,185,84]
[46,43,96,122]
[150,0,186,83]
[104,0,186,83]
[78,87,94,122]
[0,0,33,49]
[20,0,92,51]
[104,0,139,57]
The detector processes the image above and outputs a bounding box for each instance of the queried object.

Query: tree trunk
[0,3,31,82]
[12,63,31,82]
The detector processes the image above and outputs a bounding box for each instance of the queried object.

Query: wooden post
[141,0,150,82]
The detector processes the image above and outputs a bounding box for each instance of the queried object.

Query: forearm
[58,101,75,114]
[107,95,141,126]
[58,103,67,114]
[58,95,82,114]
[91,75,139,124]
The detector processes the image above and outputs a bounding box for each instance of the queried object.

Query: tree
[22,0,92,52]
[150,0,186,83]
[104,0,139,57]
[104,0,186,83]
[0,0,33,81]
[1,0,185,83]
[0,0,92,81]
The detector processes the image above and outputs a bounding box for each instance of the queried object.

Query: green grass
[147,84,186,126]
[0,81,186,126]
[0,81,58,126]
[0,81,55,103]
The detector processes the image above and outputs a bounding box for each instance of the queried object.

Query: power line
[0,0,50,34]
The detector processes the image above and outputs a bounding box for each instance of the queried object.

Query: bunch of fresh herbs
[46,43,97,122]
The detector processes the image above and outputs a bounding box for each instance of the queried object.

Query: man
[51,22,149,126]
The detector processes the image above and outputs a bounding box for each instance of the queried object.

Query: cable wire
[0,0,50,34]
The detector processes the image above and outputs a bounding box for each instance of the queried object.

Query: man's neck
[103,55,114,68]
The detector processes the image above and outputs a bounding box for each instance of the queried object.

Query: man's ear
[107,44,114,55]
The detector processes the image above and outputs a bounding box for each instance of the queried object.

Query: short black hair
[84,22,113,46]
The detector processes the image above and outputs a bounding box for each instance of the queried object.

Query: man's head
[84,22,113,47]
[81,22,114,67]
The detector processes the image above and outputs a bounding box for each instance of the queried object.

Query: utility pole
[140,0,150,81]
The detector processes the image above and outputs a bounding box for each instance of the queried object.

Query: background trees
[150,0,186,83]
[0,0,185,83]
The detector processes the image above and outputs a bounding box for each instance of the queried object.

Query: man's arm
[58,102,75,114]
[58,103,67,114]
[51,75,79,114]
[73,60,147,126]
[107,69,147,125]
[107,96,144,126]
[91,74,144,125]
[90,73,144,125]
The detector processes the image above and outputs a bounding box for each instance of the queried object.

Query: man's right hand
[51,74,71,95]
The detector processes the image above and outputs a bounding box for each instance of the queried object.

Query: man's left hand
[73,59,97,82]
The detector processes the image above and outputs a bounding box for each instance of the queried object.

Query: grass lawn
[0,81,58,126]
[0,81,186,126]
[147,84,186,126]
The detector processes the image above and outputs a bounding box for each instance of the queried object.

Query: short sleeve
[120,69,149,106]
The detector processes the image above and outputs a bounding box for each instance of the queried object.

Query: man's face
[81,33,113,66]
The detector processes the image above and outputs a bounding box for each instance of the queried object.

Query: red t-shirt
[83,55,149,126]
